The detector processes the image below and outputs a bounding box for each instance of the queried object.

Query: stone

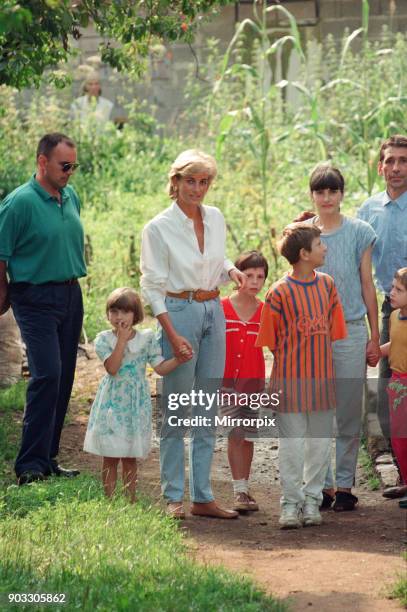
[376,463,399,487]
[375,454,394,465]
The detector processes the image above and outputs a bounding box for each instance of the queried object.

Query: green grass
[390,553,407,607]
[359,443,381,490]
[0,381,26,485]
[0,384,286,612]
[0,481,286,611]
[0,381,27,412]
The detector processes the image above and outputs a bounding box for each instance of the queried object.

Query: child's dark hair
[309,163,345,193]
[278,223,322,265]
[234,250,269,279]
[395,267,407,291]
[106,287,144,324]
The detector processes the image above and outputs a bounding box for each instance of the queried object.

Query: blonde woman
[71,73,113,126]
[141,150,246,520]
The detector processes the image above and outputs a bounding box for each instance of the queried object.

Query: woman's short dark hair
[36,133,76,160]
[309,163,345,193]
[234,251,269,279]
[278,223,322,265]
[106,287,144,324]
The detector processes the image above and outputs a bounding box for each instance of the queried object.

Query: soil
[57,348,406,612]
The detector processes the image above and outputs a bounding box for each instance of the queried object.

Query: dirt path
[59,350,406,612]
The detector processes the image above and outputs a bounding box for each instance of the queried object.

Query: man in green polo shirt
[0,132,87,485]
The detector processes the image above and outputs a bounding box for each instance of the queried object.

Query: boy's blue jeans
[159,297,225,503]
[10,282,83,477]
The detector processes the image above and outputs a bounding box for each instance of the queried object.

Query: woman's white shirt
[140,202,235,316]
[71,95,113,125]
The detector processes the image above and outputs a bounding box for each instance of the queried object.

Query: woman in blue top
[298,164,380,512]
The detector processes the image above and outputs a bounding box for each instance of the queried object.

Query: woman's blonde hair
[82,72,101,95]
[167,149,217,199]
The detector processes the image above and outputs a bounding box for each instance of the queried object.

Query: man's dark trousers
[10,281,83,477]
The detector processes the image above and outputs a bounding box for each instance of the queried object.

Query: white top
[71,95,114,126]
[140,202,235,316]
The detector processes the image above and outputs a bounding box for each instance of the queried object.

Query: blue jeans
[159,297,225,503]
[10,282,83,477]
[325,320,368,489]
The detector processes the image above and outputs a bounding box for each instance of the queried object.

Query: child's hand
[171,335,193,362]
[116,321,134,343]
[179,345,193,361]
[366,339,380,367]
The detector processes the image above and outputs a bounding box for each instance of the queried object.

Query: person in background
[357,135,407,497]
[221,251,268,513]
[0,132,85,485]
[71,73,114,127]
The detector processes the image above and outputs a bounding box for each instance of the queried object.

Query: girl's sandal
[333,491,358,512]
[166,502,185,520]
[247,493,259,512]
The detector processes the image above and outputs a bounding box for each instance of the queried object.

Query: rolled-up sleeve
[140,222,169,316]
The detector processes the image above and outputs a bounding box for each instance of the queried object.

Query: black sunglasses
[59,162,80,172]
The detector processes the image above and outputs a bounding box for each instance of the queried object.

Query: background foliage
[1,3,407,338]
[0,0,234,88]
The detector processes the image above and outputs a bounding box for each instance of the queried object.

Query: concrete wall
[68,1,407,128]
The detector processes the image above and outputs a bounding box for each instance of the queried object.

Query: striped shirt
[256,272,347,412]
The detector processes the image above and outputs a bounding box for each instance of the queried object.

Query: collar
[286,271,319,286]
[172,201,207,224]
[382,189,407,210]
[107,329,149,352]
[30,173,68,203]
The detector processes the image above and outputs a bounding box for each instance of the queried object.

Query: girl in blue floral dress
[84,287,185,502]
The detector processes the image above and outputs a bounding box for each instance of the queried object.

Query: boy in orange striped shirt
[256,223,347,528]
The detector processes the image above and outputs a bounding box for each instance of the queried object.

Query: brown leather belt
[166,289,220,302]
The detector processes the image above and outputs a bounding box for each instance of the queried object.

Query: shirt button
[237,354,241,358]
[240,339,244,343]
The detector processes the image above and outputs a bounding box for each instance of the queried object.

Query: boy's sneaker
[279,503,303,529]
[303,497,322,526]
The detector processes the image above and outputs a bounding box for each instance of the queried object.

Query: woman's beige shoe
[190,501,238,519]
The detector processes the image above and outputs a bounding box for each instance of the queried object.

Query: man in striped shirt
[257,223,347,529]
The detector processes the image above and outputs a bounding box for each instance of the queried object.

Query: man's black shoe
[50,461,80,478]
[18,470,47,486]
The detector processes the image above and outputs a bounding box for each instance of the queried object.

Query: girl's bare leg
[122,458,137,503]
[102,457,120,498]
[228,429,254,480]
